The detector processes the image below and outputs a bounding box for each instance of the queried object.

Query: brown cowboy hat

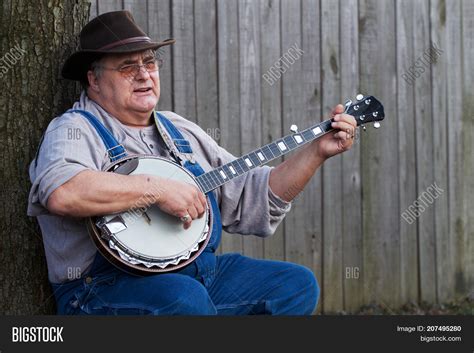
[62,10,175,81]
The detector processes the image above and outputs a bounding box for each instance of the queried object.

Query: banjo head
[87,155,212,275]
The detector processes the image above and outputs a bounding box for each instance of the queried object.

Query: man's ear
[87,70,100,93]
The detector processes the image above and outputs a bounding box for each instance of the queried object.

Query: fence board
[430,0,452,303]
[301,0,323,314]
[89,0,97,17]
[124,0,148,32]
[446,0,466,299]
[281,0,307,267]
[195,0,218,133]
[148,0,173,112]
[396,0,419,305]
[340,0,363,312]
[321,0,343,312]
[359,0,401,307]
[461,0,474,298]
[97,0,122,14]
[260,0,284,261]
[239,0,264,259]
[172,0,197,121]
[413,0,436,303]
[217,0,243,255]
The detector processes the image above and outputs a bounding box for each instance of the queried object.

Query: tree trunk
[0,0,90,314]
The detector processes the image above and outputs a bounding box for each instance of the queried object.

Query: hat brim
[61,38,175,81]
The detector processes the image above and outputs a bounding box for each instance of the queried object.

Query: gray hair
[81,57,104,89]
[90,59,104,79]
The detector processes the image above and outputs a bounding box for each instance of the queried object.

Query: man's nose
[135,65,151,79]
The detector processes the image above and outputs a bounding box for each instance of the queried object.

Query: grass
[352,295,474,315]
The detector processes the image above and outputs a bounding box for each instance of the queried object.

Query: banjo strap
[70,109,222,253]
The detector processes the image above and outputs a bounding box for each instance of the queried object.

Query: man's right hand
[153,177,207,229]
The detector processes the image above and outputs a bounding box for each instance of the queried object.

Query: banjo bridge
[142,211,151,225]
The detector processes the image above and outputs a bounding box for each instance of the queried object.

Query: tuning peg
[362,126,367,131]
[356,93,364,101]
[290,124,298,133]
[344,100,352,113]
[373,122,381,129]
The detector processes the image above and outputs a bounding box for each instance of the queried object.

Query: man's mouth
[134,87,152,93]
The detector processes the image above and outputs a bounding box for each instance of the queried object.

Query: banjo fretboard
[196,119,333,194]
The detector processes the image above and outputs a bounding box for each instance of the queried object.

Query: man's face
[90,50,160,116]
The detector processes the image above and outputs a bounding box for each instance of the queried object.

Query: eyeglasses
[99,58,164,78]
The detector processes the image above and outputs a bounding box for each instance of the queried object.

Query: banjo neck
[195,94,385,194]
[195,118,334,194]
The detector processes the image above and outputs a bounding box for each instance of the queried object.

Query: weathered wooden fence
[87,0,473,313]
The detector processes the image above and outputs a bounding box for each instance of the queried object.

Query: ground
[351,295,474,315]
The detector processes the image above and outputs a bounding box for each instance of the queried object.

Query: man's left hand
[312,104,357,160]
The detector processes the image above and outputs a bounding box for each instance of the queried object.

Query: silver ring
[180,214,191,222]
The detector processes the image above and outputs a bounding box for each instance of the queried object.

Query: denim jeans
[52,250,319,315]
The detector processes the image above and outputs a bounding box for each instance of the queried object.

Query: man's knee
[148,275,217,315]
[286,265,319,314]
[300,266,319,308]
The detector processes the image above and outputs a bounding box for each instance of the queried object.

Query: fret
[301,129,314,141]
[269,143,282,157]
[222,164,236,179]
[256,151,266,162]
[276,140,288,151]
[248,152,261,166]
[205,173,216,189]
[262,145,274,159]
[212,169,225,184]
[201,176,213,193]
[219,159,245,182]
[237,158,250,172]
[311,126,323,136]
[207,170,220,187]
[293,134,304,144]
[218,168,228,180]
[232,159,244,174]
[196,176,207,191]
[321,120,332,132]
[243,156,253,168]
[283,135,298,150]
[228,164,237,175]
[199,173,212,190]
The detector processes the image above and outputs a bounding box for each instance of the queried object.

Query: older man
[28,11,356,315]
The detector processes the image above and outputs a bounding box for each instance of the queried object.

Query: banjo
[87,94,385,275]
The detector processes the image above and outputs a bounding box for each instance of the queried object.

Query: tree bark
[0,0,90,314]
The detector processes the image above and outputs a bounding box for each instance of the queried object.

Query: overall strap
[67,109,127,162]
[154,111,222,252]
[154,112,194,164]
[154,112,206,176]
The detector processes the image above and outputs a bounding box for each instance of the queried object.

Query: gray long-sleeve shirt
[27,92,291,283]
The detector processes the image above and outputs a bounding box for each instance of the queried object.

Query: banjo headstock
[343,94,385,129]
